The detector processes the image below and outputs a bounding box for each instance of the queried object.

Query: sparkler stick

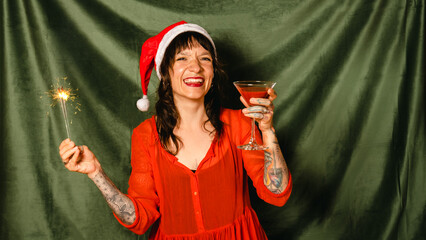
[58,87,71,139]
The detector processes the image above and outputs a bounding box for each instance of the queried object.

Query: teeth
[184,78,203,83]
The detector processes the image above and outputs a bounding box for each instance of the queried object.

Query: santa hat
[136,21,216,111]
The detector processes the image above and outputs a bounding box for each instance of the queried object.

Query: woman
[59,21,292,239]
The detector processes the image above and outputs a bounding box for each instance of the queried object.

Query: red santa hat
[136,21,216,111]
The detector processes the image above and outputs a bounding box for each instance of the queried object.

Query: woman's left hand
[241,88,277,132]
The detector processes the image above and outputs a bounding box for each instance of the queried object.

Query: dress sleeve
[237,110,293,207]
[113,127,160,235]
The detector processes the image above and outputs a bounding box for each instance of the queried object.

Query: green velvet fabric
[1,0,424,239]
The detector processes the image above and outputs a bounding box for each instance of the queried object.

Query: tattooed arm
[262,129,289,194]
[240,88,290,194]
[59,139,136,225]
[90,170,136,225]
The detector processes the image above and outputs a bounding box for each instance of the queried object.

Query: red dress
[114,108,292,239]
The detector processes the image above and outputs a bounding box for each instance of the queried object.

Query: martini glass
[233,80,276,150]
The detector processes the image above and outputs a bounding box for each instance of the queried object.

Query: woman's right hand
[59,139,101,179]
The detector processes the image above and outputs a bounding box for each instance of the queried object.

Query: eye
[176,57,186,61]
[201,57,212,62]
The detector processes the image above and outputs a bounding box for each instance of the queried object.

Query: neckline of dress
[149,116,217,173]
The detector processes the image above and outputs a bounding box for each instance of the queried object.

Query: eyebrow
[199,52,212,56]
[176,50,211,56]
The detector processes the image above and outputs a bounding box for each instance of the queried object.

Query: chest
[175,131,215,170]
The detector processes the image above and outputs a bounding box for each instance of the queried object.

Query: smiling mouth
[183,77,204,86]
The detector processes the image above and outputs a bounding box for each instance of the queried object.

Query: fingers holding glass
[243,106,273,121]
[249,97,274,111]
[242,103,275,133]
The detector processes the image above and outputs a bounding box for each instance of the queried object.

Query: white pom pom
[136,95,149,111]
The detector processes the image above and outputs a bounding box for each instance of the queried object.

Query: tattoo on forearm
[264,139,289,194]
[92,171,136,225]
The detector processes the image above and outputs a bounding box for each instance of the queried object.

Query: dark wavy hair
[155,32,227,155]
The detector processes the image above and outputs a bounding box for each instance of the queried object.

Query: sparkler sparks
[42,77,81,139]
[57,87,69,100]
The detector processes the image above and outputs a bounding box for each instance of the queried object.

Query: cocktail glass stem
[249,118,256,146]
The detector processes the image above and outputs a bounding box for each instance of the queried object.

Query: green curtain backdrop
[1,0,424,239]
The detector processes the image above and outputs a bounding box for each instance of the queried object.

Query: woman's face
[169,42,214,103]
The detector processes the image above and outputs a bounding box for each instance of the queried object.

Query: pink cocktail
[233,81,276,150]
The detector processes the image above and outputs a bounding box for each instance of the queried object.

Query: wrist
[262,127,276,138]
[88,160,102,180]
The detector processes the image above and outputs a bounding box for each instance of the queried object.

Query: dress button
[196,211,200,214]
[194,191,198,196]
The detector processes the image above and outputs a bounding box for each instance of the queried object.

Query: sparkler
[57,87,71,139]
[43,77,80,139]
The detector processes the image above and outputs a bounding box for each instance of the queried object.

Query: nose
[188,59,201,73]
